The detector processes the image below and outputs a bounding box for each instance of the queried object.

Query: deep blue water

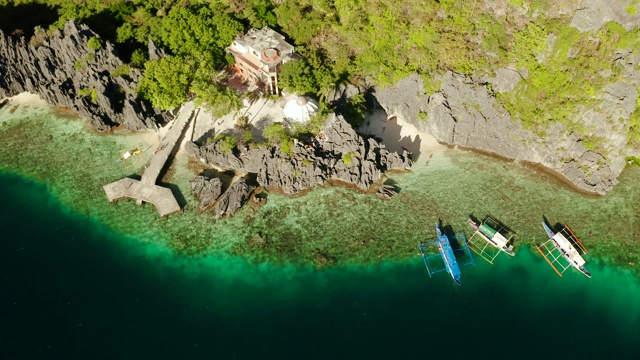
[1,171,640,359]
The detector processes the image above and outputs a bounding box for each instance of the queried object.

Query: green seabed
[2,105,640,358]
[1,169,640,359]
[0,104,638,270]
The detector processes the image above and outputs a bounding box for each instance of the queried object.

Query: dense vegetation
[1,0,640,146]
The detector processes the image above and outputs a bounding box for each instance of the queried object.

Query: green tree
[214,133,237,153]
[241,0,277,28]
[345,93,367,128]
[263,122,290,144]
[159,5,242,67]
[278,60,319,95]
[192,82,243,118]
[137,56,193,110]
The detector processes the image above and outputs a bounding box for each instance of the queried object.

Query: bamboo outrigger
[467,216,516,264]
[418,223,475,285]
[536,219,591,278]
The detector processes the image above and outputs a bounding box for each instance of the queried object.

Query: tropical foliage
[1,0,640,149]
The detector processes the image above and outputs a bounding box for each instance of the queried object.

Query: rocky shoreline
[372,71,636,195]
[2,17,638,196]
[0,20,167,131]
[185,114,412,215]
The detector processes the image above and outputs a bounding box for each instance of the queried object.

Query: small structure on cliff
[283,96,319,123]
[226,27,296,95]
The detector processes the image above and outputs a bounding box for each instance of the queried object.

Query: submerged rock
[376,184,398,200]
[0,20,167,131]
[186,114,413,195]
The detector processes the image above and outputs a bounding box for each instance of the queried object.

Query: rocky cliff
[0,20,166,131]
[373,71,635,195]
[372,2,640,195]
[186,114,413,195]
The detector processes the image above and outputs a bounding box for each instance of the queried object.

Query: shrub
[626,5,638,15]
[263,123,290,144]
[214,133,237,153]
[90,88,98,103]
[130,49,148,68]
[87,37,102,51]
[111,64,130,78]
[342,151,355,165]
[77,88,91,97]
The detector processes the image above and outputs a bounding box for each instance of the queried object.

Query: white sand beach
[2,92,48,106]
[360,109,445,161]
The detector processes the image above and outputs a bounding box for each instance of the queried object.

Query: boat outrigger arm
[536,222,591,278]
[418,224,475,285]
[467,216,516,264]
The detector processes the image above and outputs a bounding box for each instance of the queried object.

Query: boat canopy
[553,233,586,266]
[479,223,497,239]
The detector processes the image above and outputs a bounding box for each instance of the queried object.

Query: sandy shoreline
[4,91,443,163]
[1,92,48,106]
[360,109,445,162]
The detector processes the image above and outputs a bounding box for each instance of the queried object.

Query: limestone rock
[189,176,223,211]
[373,69,638,195]
[0,20,167,131]
[188,114,412,195]
[214,178,256,218]
[571,0,640,32]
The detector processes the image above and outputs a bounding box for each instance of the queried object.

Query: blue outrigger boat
[418,224,475,285]
[537,220,591,278]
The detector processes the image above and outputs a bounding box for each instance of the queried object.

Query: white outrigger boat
[467,216,516,264]
[537,220,591,278]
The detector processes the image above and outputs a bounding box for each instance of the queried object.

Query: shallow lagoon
[1,105,639,358]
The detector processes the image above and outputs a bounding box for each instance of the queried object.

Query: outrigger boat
[418,224,475,285]
[467,216,516,264]
[117,144,150,162]
[536,220,591,278]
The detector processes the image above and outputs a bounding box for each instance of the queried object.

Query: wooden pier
[103,102,196,217]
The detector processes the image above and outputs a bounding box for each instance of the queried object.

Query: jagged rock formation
[186,114,412,195]
[369,1,640,196]
[376,184,399,200]
[190,176,223,211]
[0,20,166,131]
[214,178,256,218]
[373,71,636,195]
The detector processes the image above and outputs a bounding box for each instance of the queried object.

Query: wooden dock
[103,102,196,217]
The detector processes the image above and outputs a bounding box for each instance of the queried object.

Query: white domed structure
[283,96,320,123]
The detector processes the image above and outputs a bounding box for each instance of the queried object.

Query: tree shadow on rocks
[0,3,60,38]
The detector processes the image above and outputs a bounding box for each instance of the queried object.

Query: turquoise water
[1,171,640,359]
[1,104,640,358]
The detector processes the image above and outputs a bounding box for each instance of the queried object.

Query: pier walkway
[103,102,196,217]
